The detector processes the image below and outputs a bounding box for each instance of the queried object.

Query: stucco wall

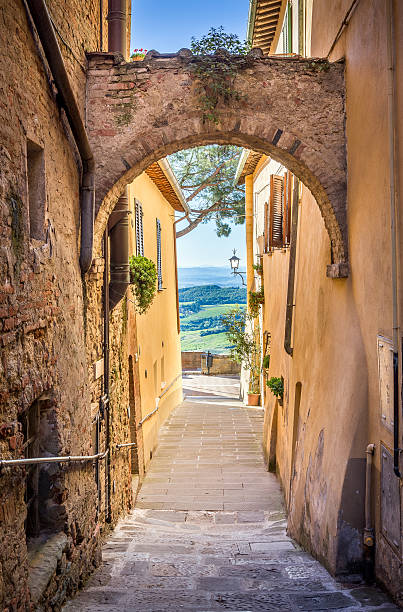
[311,0,402,598]
[128,174,183,472]
[260,0,402,600]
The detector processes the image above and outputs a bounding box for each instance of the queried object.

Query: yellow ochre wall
[251,0,403,599]
[128,173,183,472]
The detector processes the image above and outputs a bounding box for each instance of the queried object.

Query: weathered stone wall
[0,1,130,608]
[86,50,348,275]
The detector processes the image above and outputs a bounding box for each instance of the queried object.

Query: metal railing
[0,449,109,468]
[139,374,182,426]
[115,442,137,449]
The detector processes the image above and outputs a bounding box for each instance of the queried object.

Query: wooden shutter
[156,218,162,290]
[135,200,144,256]
[283,172,292,246]
[269,175,284,249]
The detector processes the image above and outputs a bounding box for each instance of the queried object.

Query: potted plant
[130,48,148,61]
[129,255,157,314]
[267,376,284,406]
[221,306,261,405]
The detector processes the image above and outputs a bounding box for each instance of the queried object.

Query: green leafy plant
[189,27,251,123]
[262,354,270,369]
[267,377,284,400]
[253,262,263,275]
[129,255,157,314]
[249,288,264,317]
[221,306,260,394]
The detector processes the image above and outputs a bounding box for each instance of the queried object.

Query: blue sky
[131,0,249,267]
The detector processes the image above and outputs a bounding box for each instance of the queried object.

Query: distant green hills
[178,266,246,288]
[178,284,247,305]
[179,285,246,354]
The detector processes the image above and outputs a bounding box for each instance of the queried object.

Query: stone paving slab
[63,398,400,612]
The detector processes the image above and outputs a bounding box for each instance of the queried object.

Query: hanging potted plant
[129,255,157,314]
[221,306,261,406]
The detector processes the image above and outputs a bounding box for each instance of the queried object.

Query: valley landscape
[178,268,246,353]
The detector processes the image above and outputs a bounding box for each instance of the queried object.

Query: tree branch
[185,158,233,203]
[176,201,221,238]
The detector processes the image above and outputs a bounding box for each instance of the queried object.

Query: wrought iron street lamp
[229,249,246,286]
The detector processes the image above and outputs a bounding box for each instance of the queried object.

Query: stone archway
[86,49,347,277]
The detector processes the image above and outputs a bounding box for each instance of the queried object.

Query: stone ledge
[28,532,68,604]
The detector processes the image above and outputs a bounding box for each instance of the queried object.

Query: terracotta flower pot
[247,393,260,406]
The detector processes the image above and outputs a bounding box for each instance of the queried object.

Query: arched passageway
[86,49,348,277]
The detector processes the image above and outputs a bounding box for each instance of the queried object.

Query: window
[26,139,45,241]
[156,218,162,290]
[281,1,292,54]
[265,172,293,251]
[135,200,144,256]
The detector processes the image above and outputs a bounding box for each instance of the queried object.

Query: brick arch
[87,51,348,277]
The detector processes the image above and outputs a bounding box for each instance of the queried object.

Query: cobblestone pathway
[64,388,399,611]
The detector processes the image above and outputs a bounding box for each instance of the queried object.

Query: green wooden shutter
[135,200,144,256]
[156,218,162,290]
[269,175,284,249]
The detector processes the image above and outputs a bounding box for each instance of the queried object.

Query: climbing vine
[189,27,251,124]
[129,255,157,314]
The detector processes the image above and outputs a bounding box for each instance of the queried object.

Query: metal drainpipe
[386,0,402,479]
[108,192,131,309]
[107,0,130,310]
[103,231,111,521]
[284,179,299,356]
[363,443,375,582]
[103,0,129,522]
[25,0,94,274]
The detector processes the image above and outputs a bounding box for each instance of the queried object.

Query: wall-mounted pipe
[107,0,130,310]
[26,0,94,273]
[107,0,127,54]
[386,0,402,479]
[363,443,375,582]
[103,233,111,520]
[284,178,299,356]
[108,192,130,309]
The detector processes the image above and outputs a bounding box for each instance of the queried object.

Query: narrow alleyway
[63,378,399,611]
